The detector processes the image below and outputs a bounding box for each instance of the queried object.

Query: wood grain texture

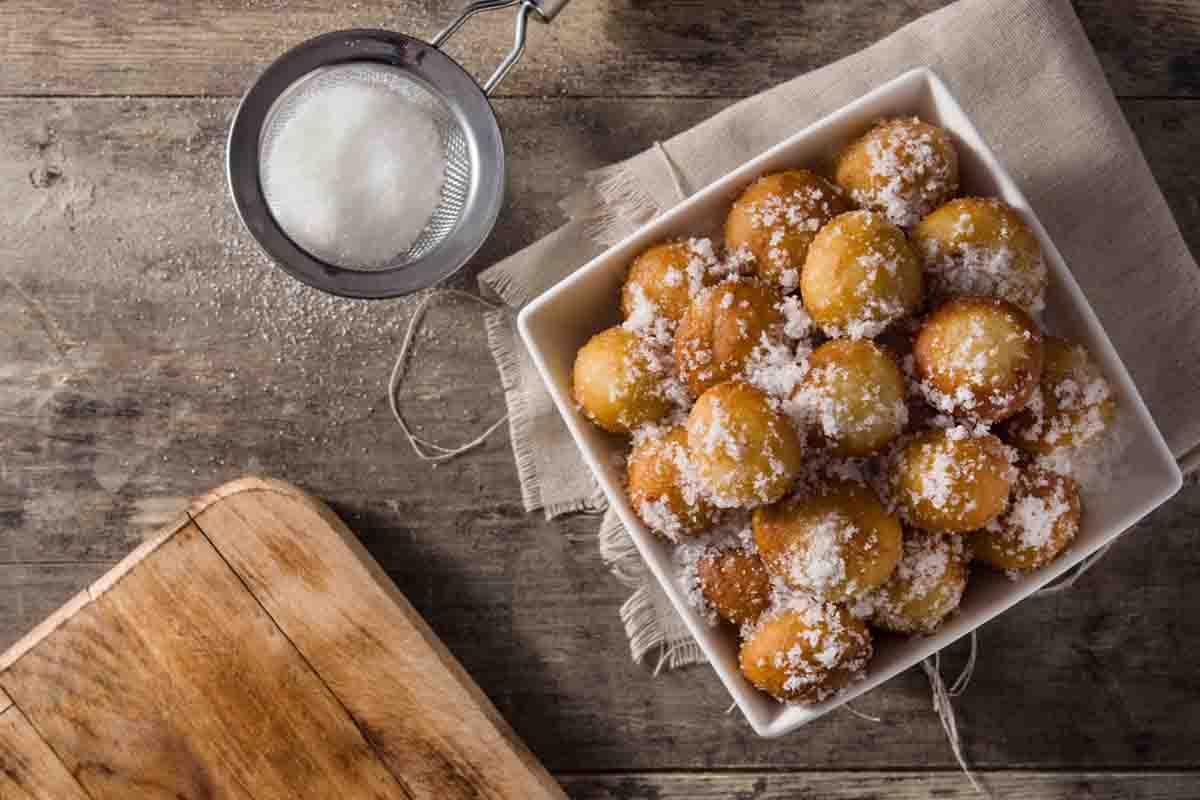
[189,477,565,800]
[560,771,1200,799]
[0,96,1198,774]
[1,0,1199,792]
[0,522,411,800]
[0,566,108,668]
[0,515,190,672]
[0,705,90,800]
[0,1,1197,98]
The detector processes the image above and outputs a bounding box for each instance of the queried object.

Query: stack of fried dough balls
[569,114,1116,706]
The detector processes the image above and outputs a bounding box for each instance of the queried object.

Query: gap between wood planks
[181,511,423,800]
[554,770,1200,800]
[551,767,1200,775]
[2,93,1199,101]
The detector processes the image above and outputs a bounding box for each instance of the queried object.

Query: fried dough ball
[621,238,719,324]
[890,427,1016,533]
[913,197,1047,314]
[675,279,785,397]
[697,545,772,628]
[834,117,960,228]
[1002,337,1116,455]
[970,466,1081,574]
[724,170,851,291]
[914,296,1044,422]
[627,425,717,540]
[572,326,672,434]
[686,381,803,508]
[860,530,970,635]
[739,596,873,704]
[790,339,908,456]
[800,210,923,339]
[752,480,903,602]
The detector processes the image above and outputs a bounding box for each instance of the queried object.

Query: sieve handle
[529,0,572,22]
[432,0,572,95]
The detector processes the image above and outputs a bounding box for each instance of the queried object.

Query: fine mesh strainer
[227,0,571,298]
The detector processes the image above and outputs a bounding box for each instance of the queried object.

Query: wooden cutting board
[0,477,565,800]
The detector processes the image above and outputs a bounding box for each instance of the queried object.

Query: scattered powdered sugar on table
[5,97,505,464]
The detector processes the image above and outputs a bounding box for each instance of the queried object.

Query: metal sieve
[227,0,571,298]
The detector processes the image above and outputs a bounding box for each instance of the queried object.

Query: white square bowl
[517,68,1182,737]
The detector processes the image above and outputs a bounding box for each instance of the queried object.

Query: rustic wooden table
[1,2,1198,798]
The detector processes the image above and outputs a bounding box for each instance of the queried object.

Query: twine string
[949,629,977,697]
[389,289,509,462]
[842,702,883,723]
[922,632,989,797]
[1035,542,1113,597]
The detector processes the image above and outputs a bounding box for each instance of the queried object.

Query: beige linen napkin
[480,0,1200,667]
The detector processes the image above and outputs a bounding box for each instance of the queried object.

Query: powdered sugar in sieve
[258,62,470,272]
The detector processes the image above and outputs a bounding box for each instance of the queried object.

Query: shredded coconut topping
[984,470,1076,567]
[922,234,1046,314]
[750,588,872,702]
[744,333,812,403]
[697,398,742,460]
[783,510,857,595]
[779,295,813,340]
[853,118,955,228]
[854,533,967,633]
[675,517,755,624]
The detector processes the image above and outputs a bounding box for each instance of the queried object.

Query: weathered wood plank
[0,1,1196,98]
[0,523,411,800]
[0,705,91,800]
[0,566,109,661]
[0,515,190,673]
[1126,100,1200,253]
[1,96,1199,774]
[189,477,565,800]
[559,771,1200,799]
